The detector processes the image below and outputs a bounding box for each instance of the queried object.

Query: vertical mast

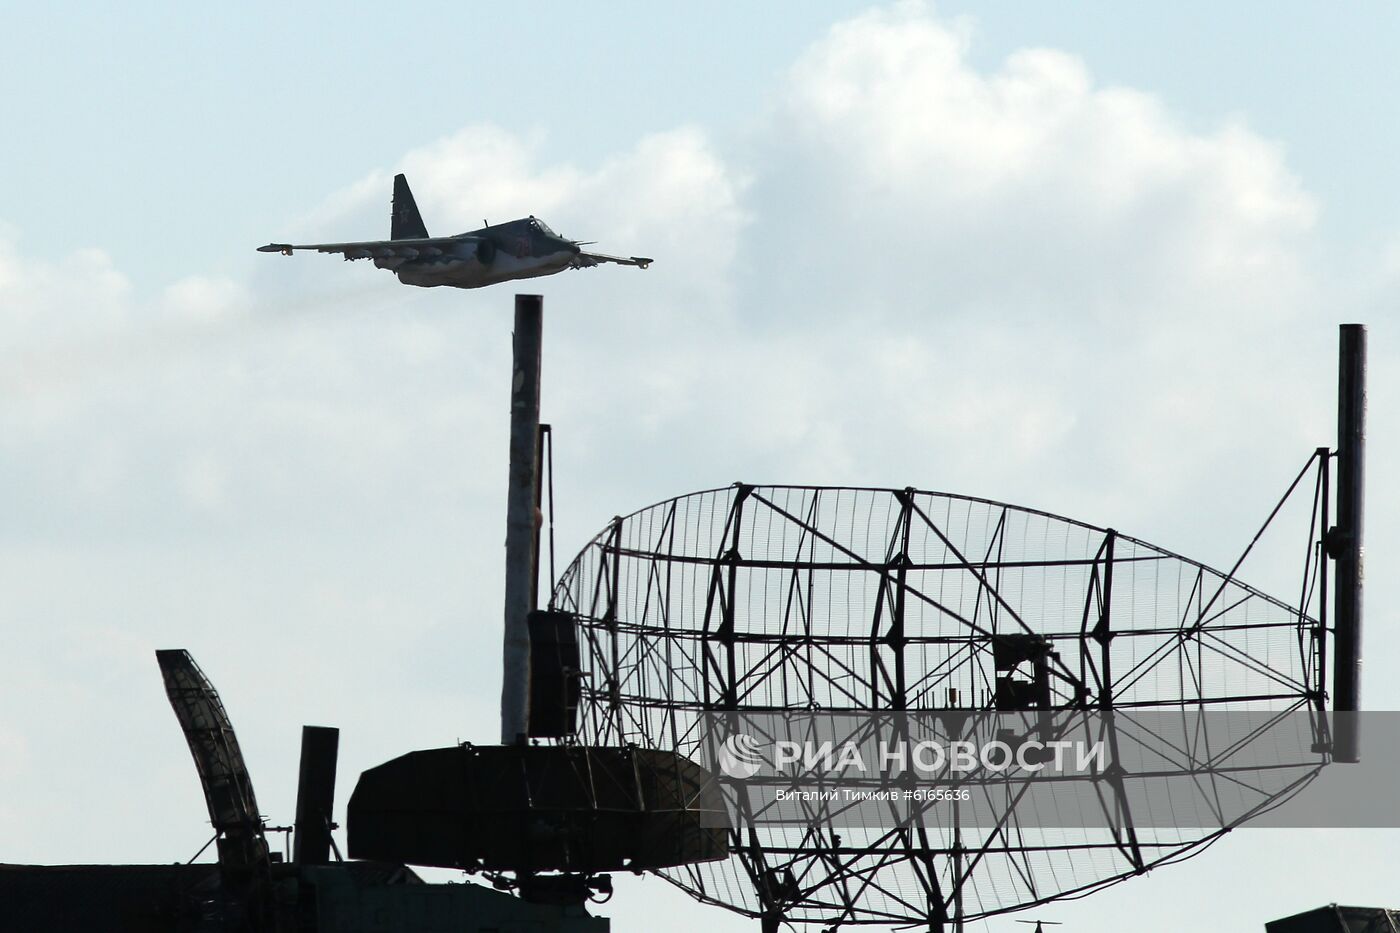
[501,295,543,744]
[1331,323,1365,761]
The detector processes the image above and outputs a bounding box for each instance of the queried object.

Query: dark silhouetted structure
[1268,904,1400,932]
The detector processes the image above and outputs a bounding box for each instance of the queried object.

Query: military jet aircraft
[259,174,651,289]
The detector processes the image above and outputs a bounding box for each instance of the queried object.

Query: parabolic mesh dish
[551,485,1324,926]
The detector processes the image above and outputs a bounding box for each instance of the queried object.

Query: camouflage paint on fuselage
[381,218,578,289]
[259,173,650,289]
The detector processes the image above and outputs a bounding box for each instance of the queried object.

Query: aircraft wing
[257,236,476,260]
[574,250,653,270]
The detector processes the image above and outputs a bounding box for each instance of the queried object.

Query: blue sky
[3,2,1398,279]
[2,3,1398,931]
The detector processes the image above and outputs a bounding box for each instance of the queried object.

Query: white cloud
[175,450,231,514]
[0,234,132,351]
[162,275,249,324]
[759,1,1316,331]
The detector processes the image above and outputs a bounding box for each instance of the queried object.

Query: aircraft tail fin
[391,174,429,240]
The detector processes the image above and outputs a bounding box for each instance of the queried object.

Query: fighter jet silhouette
[259,173,651,289]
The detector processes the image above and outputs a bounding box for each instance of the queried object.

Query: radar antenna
[550,325,1367,932]
[157,648,277,931]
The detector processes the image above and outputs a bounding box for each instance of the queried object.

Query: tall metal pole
[501,295,543,744]
[1332,323,1365,762]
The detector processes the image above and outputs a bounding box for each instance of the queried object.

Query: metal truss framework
[552,461,1331,932]
[156,649,277,930]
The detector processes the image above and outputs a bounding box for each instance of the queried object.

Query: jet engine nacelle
[476,240,497,264]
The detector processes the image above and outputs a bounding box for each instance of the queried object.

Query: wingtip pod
[258,243,293,255]
[634,257,653,269]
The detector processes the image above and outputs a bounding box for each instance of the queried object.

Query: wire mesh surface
[551,484,1324,927]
